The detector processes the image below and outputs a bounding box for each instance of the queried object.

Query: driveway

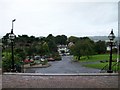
[25,56,100,73]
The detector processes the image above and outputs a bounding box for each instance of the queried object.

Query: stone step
[3,72,118,76]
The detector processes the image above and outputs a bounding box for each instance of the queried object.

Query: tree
[70,37,95,60]
[41,42,50,55]
[55,35,67,45]
[46,34,55,41]
[95,40,106,54]
[48,39,57,53]
[2,52,21,72]
[68,36,79,44]
[46,34,57,53]
[15,35,29,48]
[80,40,95,59]
[14,48,26,60]
[70,42,82,60]
[2,33,10,50]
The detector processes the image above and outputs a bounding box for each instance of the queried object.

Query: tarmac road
[25,56,100,73]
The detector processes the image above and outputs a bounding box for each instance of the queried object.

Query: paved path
[2,74,118,88]
[25,56,100,73]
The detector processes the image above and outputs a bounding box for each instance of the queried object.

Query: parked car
[47,57,55,61]
[24,59,34,63]
[62,53,66,56]
[41,58,46,62]
[34,55,41,60]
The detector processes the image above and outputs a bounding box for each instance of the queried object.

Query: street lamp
[9,19,16,72]
[107,29,115,73]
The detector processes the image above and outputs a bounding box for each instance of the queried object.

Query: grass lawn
[74,53,120,71]
[84,62,109,69]
[79,53,118,62]
[83,62,120,71]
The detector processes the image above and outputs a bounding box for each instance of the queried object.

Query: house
[68,42,74,48]
[57,45,70,55]
[105,40,118,51]
[106,46,117,51]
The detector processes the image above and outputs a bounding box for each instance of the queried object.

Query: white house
[68,42,74,47]
[106,46,117,51]
[105,40,118,51]
[57,45,70,55]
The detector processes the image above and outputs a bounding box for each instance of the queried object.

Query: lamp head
[9,31,16,41]
[108,29,115,41]
[12,19,16,22]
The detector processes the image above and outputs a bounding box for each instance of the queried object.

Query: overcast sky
[0,0,119,37]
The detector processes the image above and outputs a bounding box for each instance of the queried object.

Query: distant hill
[89,36,108,41]
[89,36,118,42]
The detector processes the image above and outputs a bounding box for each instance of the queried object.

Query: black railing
[100,62,119,73]
[112,62,118,73]
[100,64,108,73]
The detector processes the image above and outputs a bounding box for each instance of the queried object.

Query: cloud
[0,0,118,37]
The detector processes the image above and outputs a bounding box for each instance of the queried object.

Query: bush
[40,59,48,65]
[30,62,36,66]
[2,52,21,72]
[2,52,12,72]
[52,52,62,61]
[54,56,62,61]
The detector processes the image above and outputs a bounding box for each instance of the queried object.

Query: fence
[100,62,119,73]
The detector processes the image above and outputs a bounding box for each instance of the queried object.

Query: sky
[0,0,119,38]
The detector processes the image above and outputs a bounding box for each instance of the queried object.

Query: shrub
[52,52,62,61]
[2,52,12,72]
[54,56,62,61]
[30,62,36,66]
[2,52,21,72]
[40,59,48,65]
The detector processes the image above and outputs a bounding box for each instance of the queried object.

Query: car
[62,53,66,56]
[47,57,55,61]
[24,59,34,63]
[41,58,45,62]
[34,55,41,60]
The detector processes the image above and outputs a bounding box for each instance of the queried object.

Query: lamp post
[107,29,115,73]
[9,19,16,72]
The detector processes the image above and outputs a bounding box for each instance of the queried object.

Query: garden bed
[24,63,51,68]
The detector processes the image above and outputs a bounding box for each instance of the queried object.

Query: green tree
[2,33,10,50]
[46,34,57,53]
[70,42,82,60]
[70,37,95,60]
[48,39,57,53]
[95,40,106,54]
[80,40,95,59]
[14,48,26,60]
[41,42,50,55]
[35,42,50,56]
[46,34,55,41]
[2,52,21,72]
[55,35,67,45]
[68,36,79,43]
